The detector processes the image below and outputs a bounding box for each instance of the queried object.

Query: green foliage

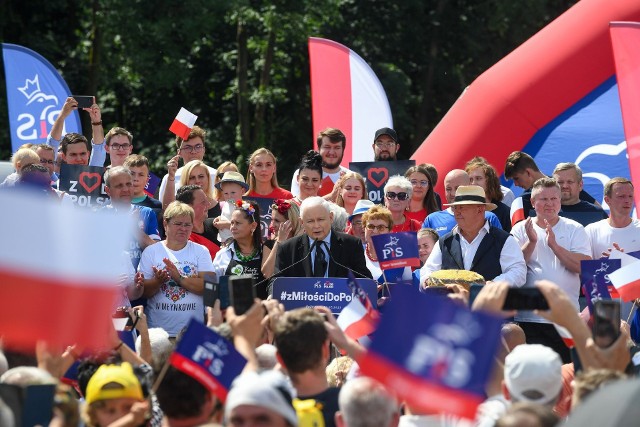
[0,0,576,185]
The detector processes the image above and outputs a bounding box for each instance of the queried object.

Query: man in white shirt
[420,186,526,287]
[511,177,591,362]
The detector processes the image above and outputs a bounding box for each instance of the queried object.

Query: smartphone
[72,95,94,109]
[423,286,452,296]
[229,275,256,315]
[112,307,134,331]
[469,283,483,307]
[503,287,549,310]
[203,273,219,307]
[592,300,620,348]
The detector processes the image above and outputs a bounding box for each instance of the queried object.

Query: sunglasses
[385,191,409,201]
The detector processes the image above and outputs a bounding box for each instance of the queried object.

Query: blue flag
[358,286,502,419]
[170,319,246,402]
[371,231,420,270]
[2,43,81,153]
[580,259,618,311]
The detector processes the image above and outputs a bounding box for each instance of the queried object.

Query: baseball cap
[504,344,562,405]
[225,370,297,425]
[374,127,398,143]
[85,362,144,405]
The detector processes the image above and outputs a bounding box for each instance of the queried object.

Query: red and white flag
[337,297,378,340]
[0,189,132,352]
[308,38,392,165]
[607,259,640,302]
[610,22,640,212]
[510,196,525,226]
[554,324,574,348]
[169,107,198,140]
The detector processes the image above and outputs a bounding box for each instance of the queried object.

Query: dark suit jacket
[274,231,372,280]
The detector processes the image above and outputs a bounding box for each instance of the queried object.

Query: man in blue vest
[420,186,526,288]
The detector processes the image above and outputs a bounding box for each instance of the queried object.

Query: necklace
[365,245,377,262]
[234,242,257,262]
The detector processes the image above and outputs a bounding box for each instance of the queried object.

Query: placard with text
[349,160,415,203]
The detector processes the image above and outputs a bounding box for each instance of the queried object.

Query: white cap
[504,344,562,405]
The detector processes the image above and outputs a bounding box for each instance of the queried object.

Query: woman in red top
[384,175,421,233]
[244,148,293,199]
[404,165,439,224]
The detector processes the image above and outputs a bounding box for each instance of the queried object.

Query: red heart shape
[79,172,102,193]
[367,167,389,188]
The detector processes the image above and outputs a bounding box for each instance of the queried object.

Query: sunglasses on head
[385,191,409,201]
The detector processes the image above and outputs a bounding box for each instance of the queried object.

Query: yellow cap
[85,362,144,405]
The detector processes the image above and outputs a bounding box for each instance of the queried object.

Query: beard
[375,151,397,161]
[322,154,344,170]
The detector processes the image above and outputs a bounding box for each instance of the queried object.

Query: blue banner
[144,172,161,198]
[2,43,81,153]
[580,259,618,312]
[371,231,420,270]
[358,286,502,419]
[170,318,246,402]
[272,277,377,314]
[242,196,275,241]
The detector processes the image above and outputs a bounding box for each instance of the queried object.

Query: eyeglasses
[374,142,396,149]
[352,220,363,227]
[180,144,204,154]
[386,191,409,201]
[109,143,132,151]
[410,180,429,187]
[40,158,54,165]
[170,221,193,228]
[366,224,389,232]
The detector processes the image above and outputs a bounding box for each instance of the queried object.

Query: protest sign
[170,318,246,402]
[371,232,420,269]
[349,160,415,203]
[58,164,109,207]
[272,277,377,314]
[359,286,502,419]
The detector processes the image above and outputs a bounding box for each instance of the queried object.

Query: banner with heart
[349,160,415,203]
[59,164,110,208]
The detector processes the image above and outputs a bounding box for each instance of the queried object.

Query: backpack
[293,398,325,427]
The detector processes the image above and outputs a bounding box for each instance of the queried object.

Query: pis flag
[0,188,132,352]
[2,43,81,153]
[358,286,502,419]
[371,232,420,270]
[610,22,640,212]
[170,318,246,402]
[580,259,618,308]
[169,107,198,139]
[309,38,392,165]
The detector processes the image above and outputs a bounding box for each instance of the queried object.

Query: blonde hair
[271,200,303,237]
[213,161,239,201]
[335,172,368,207]
[246,148,282,194]
[164,201,195,223]
[11,147,40,171]
[180,160,213,199]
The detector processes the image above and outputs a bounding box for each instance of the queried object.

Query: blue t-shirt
[422,208,503,237]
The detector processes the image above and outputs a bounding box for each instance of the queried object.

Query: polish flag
[607,259,640,302]
[169,107,198,140]
[337,297,378,340]
[510,196,525,226]
[554,324,574,348]
[309,38,392,165]
[0,189,132,352]
[610,22,640,212]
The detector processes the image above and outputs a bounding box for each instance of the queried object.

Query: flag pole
[152,357,171,393]
[381,271,391,297]
[626,300,637,324]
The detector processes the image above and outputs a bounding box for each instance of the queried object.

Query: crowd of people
[1,96,640,427]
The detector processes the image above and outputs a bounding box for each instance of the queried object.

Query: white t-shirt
[511,217,591,323]
[138,240,214,336]
[585,218,640,259]
[290,165,351,197]
[158,165,217,201]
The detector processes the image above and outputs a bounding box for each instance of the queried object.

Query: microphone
[256,239,317,293]
[324,242,372,280]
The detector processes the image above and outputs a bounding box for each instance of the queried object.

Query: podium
[272,277,377,313]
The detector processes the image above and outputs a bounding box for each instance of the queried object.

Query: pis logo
[381,235,403,259]
[14,75,62,141]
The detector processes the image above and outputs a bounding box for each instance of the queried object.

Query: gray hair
[104,165,133,187]
[329,204,349,232]
[0,366,56,386]
[300,196,331,219]
[384,175,413,198]
[136,327,173,374]
[338,377,399,427]
[553,162,583,181]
